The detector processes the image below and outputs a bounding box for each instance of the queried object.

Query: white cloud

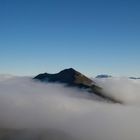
[94,77,140,104]
[0,76,140,140]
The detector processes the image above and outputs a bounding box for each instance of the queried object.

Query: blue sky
[0,0,140,76]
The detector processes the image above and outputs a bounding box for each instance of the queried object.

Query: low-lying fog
[0,75,140,140]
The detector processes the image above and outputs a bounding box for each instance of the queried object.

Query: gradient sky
[0,0,140,77]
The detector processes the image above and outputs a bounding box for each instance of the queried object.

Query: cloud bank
[0,75,140,140]
[94,77,140,104]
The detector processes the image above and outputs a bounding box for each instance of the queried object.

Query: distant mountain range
[95,75,140,79]
[34,68,121,103]
[96,74,112,78]
[129,77,140,79]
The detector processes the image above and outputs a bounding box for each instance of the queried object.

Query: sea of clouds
[94,77,140,104]
[0,75,140,140]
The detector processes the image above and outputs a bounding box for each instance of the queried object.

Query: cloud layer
[0,75,140,140]
[94,77,140,104]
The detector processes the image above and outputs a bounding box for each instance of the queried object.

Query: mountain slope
[34,68,94,88]
[34,68,121,103]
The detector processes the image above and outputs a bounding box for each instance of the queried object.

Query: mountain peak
[63,68,75,71]
[59,68,77,74]
[34,68,121,103]
[34,68,93,88]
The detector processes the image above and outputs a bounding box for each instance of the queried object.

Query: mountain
[34,68,94,88]
[34,68,121,103]
[129,77,140,80]
[96,74,112,78]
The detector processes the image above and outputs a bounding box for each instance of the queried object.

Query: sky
[0,0,140,77]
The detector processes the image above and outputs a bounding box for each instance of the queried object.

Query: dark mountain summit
[34,68,121,103]
[34,68,94,88]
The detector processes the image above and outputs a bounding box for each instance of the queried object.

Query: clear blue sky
[0,0,140,76]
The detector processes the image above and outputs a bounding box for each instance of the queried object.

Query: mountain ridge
[34,68,121,103]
